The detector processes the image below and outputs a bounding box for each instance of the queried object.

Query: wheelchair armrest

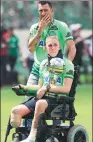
[12,85,37,97]
[12,85,26,96]
[45,93,74,102]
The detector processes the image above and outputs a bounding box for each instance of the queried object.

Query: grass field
[1,84,92,142]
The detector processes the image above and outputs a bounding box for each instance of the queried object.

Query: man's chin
[50,53,57,57]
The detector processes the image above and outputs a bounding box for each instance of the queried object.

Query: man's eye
[54,44,57,46]
[39,10,42,12]
[48,44,52,47]
[44,9,48,12]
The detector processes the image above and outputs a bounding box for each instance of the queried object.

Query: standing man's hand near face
[38,14,51,35]
[28,14,51,52]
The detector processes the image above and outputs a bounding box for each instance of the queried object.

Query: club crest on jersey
[39,40,45,47]
[50,25,58,30]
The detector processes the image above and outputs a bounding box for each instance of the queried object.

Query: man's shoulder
[64,57,74,68]
[64,58,74,79]
[29,23,38,31]
[54,19,68,27]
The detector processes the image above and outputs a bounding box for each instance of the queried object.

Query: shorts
[22,97,37,113]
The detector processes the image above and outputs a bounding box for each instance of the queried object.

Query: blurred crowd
[0,26,34,87]
[0,27,19,86]
[0,24,92,87]
[70,24,92,84]
[1,1,92,29]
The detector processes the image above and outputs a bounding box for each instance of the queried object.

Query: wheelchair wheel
[67,124,89,142]
[46,137,59,142]
[12,136,19,142]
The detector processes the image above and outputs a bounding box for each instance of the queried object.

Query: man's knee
[10,106,22,128]
[11,106,20,114]
[36,100,48,112]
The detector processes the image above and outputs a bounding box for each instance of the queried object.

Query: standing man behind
[7,27,19,84]
[27,0,76,86]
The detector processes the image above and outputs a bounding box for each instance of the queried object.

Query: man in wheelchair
[10,36,74,142]
[9,36,88,142]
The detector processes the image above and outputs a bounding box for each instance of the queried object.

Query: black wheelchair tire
[45,137,59,142]
[67,124,89,142]
[12,136,20,142]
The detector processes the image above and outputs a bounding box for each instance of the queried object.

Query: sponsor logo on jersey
[56,77,62,84]
[50,77,62,85]
[39,40,45,46]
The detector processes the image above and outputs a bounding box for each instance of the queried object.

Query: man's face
[46,37,60,57]
[38,4,53,20]
[7,29,13,37]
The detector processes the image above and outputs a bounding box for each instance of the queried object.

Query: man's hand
[36,87,47,99]
[38,15,51,35]
[19,84,26,90]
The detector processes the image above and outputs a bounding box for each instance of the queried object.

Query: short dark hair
[38,1,52,8]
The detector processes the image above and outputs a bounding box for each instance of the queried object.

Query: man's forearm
[20,84,41,91]
[28,31,41,52]
[66,40,76,61]
[25,85,41,91]
[49,85,71,94]
[68,44,76,61]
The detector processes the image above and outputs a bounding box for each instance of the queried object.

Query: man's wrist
[46,84,51,92]
[42,85,51,92]
[37,29,42,37]
[36,31,41,39]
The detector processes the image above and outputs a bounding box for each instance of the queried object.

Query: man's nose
[41,11,46,16]
[51,46,55,49]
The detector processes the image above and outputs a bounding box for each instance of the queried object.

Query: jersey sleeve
[39,65,43,80]
[39,59,48,81]
[28,24,38,41]
[61,22,73,41]
[39,60,46,79]
[64,59,74,79]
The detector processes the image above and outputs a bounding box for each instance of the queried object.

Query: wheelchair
[4,66,89,142]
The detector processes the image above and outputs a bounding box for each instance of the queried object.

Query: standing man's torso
[29,19,73,65]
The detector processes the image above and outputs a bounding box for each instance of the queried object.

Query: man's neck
[48,50,63,65]
[48,18,54,27]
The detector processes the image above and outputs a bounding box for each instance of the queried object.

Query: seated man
[10,36,74,142]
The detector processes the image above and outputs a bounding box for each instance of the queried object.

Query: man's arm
[49,78,73,94]
[19,79,43,91]
[61,22,76,61]
[28,15,51,52]
[66,40,76,61]
[28,30,42,53]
